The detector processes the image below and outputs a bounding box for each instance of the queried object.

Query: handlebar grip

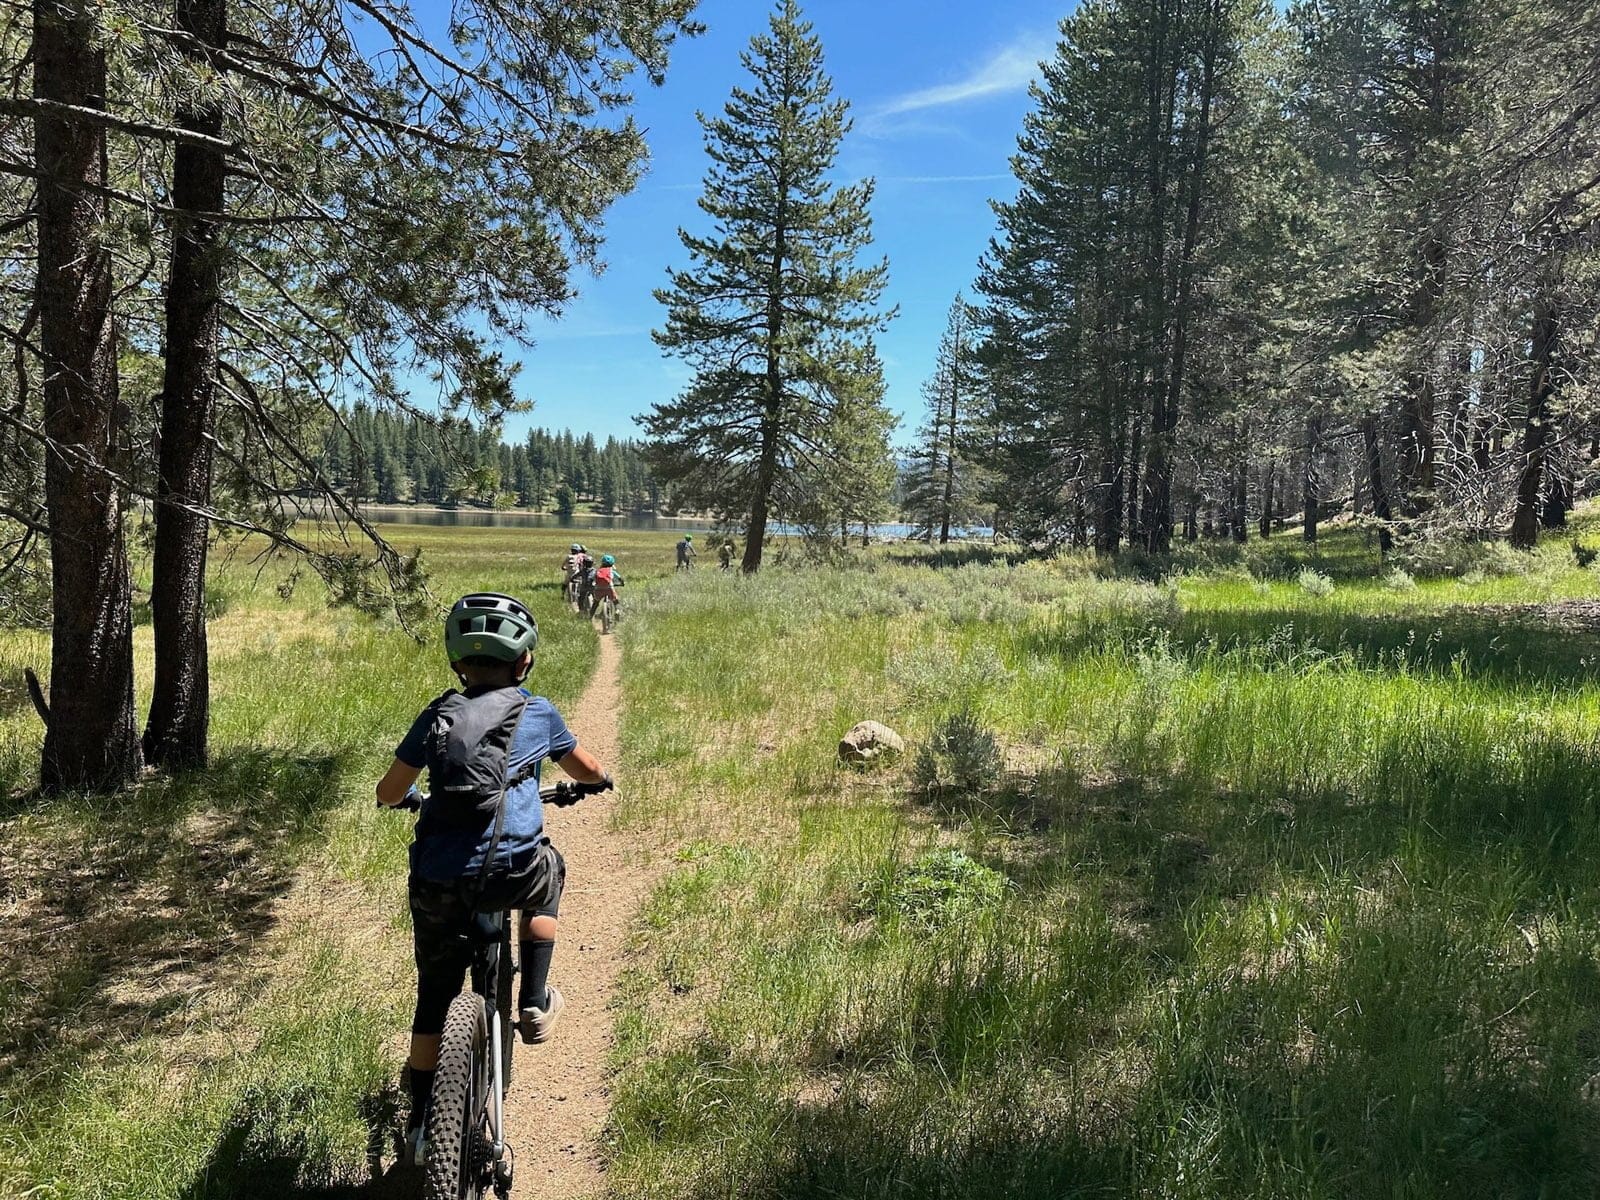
[541,778,615,806]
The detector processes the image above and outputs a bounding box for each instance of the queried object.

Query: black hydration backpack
[422,688,535,885]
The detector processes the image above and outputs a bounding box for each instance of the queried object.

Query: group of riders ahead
[563,533,739,617]
[560,543,625,617]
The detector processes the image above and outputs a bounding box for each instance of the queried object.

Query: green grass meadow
[611,526,1600,1200]
[5,518,1600,1198]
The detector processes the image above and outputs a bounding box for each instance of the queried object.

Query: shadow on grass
[0,748,353,1095]
[1022,599,1600,686]
[178,1079,421,1200]
[1176,603,1600,685]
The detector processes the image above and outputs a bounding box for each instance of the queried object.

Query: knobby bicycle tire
[424,992,488,1200]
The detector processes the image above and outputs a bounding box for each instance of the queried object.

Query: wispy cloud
[870,33,1052,123]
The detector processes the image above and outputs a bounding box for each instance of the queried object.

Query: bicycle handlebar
[379,776,614,812]
[540,777,614,806]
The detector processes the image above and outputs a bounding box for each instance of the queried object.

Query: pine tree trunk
[1126,416,1142,541]
[1258,462,1275,539]
[1511,300,1558,549]
[1303,417,1320,543]
[1542,468,1570,530]
[1097,446,1121,554]
[744,173,789,574]
[35,0,141,793]
[1362,414,1394,555]
[1231,460,1248,544]
[145,0,226,770]
[938,356,957,545]
[1143,0,1219,554]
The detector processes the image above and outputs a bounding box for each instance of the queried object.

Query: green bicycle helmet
[601,554,615,566]
[684,534,693,542]
[445,593,538,663]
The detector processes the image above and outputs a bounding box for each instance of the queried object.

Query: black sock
[519,938,555,1011]
[407,1066,435,1120]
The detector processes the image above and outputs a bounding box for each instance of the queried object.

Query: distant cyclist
[586,554,624,617]
[560,543,584,602]
[718,539,735,571]
[571,545,596,612]
[676,534,696,571]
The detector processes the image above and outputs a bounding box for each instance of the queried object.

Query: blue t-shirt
[397,687,577,881]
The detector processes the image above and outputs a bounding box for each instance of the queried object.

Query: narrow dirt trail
[505,626,647,1199]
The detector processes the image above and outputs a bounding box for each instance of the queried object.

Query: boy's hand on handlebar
[378,785,424,811]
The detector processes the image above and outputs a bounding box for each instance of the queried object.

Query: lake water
[359,505,992,540]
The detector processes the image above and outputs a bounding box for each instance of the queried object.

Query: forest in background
[316,409,663,513]
[900,0,1600,555]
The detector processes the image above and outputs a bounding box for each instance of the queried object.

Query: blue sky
[496,0,1068,446]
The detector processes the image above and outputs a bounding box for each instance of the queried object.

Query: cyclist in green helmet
[676,533,696,571]
[376,592,612,1144]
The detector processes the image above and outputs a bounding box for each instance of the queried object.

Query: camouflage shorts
[408,841,566,978]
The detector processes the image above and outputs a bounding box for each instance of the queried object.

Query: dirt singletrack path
[505,625,646,1199]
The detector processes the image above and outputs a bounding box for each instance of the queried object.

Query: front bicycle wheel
[424,993,489,1200]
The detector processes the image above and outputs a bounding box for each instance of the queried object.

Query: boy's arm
[376,758,423,806]
[556,744,610,787]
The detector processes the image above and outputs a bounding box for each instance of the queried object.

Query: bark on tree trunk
[1258,462,1275,539]
[145,0,226,770]
[744,169,789,574]
[1231,460,1248,544]
[1542,468,1571,530]
[1362,414,1394,555]
[35,0,141,792]
[1126,415,1142,540]
[1097,445,1121,554]
[1303,416,1320,543]
[1511,300,1558,549]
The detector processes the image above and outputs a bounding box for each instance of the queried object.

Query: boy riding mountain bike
[585,554,624,618]
[563,545,593,609]
[676,534,696,571]
[560,544,583,597]
[376,593,612,1151]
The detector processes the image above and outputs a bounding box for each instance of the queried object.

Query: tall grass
[610,537,1600,1199]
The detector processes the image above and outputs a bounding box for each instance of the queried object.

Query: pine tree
[904,297,980,542]
[646,0,894,571]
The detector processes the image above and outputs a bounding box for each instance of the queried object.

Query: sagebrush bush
[1297,567,1336,597]
[912,708,999,796]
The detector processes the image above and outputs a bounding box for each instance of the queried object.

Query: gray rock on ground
[839,721,906,768]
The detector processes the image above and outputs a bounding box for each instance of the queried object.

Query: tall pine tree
[905,296,981,542]
[646,0,893,571]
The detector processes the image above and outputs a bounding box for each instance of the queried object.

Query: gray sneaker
[519,983,564,1045]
